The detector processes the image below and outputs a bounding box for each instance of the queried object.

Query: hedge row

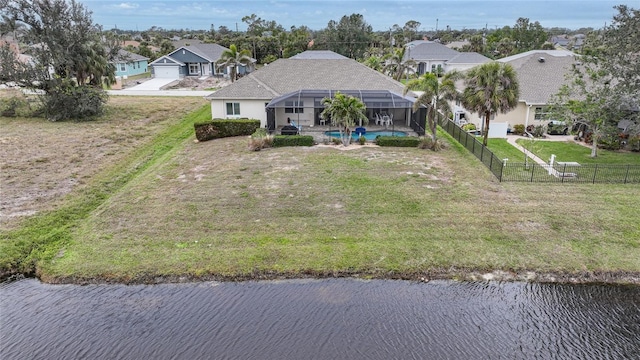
[194,118,261,141]
[375,136,421,147]
[272,135,315,147]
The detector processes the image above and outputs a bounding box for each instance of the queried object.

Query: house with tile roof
[451,50,579,133]
[404,40,491,75]
[205,50,426,132]
[149,43,256,79]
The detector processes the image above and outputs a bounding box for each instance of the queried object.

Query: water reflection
[1,279,639,359]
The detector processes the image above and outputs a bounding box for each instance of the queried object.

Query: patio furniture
[375,113,383,125]
[355,127,366,136]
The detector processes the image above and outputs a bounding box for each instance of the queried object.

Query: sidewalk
[505,135,549,166]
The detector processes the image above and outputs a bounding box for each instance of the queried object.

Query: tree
[320,92,368,146]
[216,44,252,82]
[1,0,116,120]
[551,5,639,157]
[462,62,520,146]
[383,47,415,81]
[315,14,373,59]
[404,71,462,149]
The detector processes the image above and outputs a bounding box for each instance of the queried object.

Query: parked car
[547,120,569,135]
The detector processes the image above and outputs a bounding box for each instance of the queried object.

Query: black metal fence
[439,118,640,184]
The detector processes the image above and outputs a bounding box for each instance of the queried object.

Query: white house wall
[211,99,270,126]
[451,101,532,129]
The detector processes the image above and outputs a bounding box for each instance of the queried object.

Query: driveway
[125,78,177,90]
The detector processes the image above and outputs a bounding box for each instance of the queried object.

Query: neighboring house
[404,40,491,75]
[451,50,578,134]
[149,43,256,79]
[551,34,585,51]
[204,50,425,132]
[112,49,149,77]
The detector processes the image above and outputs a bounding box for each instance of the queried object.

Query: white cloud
[115,2,139,10]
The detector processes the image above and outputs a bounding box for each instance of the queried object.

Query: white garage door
[153,66,179,79]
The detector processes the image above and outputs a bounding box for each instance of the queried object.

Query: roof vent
[538,57,545,63]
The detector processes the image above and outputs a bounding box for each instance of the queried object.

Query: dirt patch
[0,95,207,229]
[166,76,232,91]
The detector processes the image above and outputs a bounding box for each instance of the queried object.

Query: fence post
[592,164,598,184]
[624,165,630,184]
[561,163,567,183]
[500,162,504,182]
[480,144,484,161]
[530,164,535,182]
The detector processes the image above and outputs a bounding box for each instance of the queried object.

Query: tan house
[452,49,578,135]
[205,51,425,132]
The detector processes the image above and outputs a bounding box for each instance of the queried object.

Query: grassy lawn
[515,139,640,165]
[485,138,529,163]
[2,103,639,283]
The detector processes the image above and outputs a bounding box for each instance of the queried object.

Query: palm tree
[462,62,519,146]
[216,44,252,82]
[320,92,368,146]
[404,71,462,149]
[383,47,416,81]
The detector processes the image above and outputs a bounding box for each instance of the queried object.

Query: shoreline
[4,268,638,286]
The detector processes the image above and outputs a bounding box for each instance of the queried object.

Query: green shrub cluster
[375,136,421,147]
[272,135,314,147]
[513,124,525,135]
[43,82,108,121]
[461,123,476,131]
[194,118,261,141]
[0,97,30,117]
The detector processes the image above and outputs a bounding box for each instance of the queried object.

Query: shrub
[0,97,29,117]
[461,123,476,131]
[194,118,261,142]
[375,136,420,147]
[598,134,622,150]
[248,128,273,151]
[513,124,525,135]
[272,135,314,147]
[627,136,640,152]
[358,135,366,145]
[331,137,342,145]
[42,83,108,121]
[533,125,545,138]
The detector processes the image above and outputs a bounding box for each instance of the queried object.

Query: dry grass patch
[0,96,206,229]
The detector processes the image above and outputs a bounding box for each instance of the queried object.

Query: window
[226,102,240,116]
[119,63,125,72]
[285,100,304,114]
[534,107,551,121]
[189,64,200,75]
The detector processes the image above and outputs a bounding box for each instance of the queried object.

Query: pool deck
[278,124,420,143]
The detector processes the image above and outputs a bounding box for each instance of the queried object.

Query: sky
[80,0,632,32]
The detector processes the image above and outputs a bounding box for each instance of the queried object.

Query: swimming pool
[324,130,407,141]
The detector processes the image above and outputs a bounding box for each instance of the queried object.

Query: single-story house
[204,50,426,133]
[149,43,256,79]
[404,40,491,75]
[112,49,149,77]
[451,50,578,134]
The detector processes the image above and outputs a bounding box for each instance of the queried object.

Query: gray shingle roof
[113,49,148,62]
[447,52,491,64]
[180,43,228,62]
[290,50,348,59]
[498,50,578,104]
[207,57,407,99]
[405,41,459,61]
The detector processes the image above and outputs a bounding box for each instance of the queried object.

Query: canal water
[1,278,639,359]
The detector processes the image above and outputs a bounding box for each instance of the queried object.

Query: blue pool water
[325,130,407,141]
